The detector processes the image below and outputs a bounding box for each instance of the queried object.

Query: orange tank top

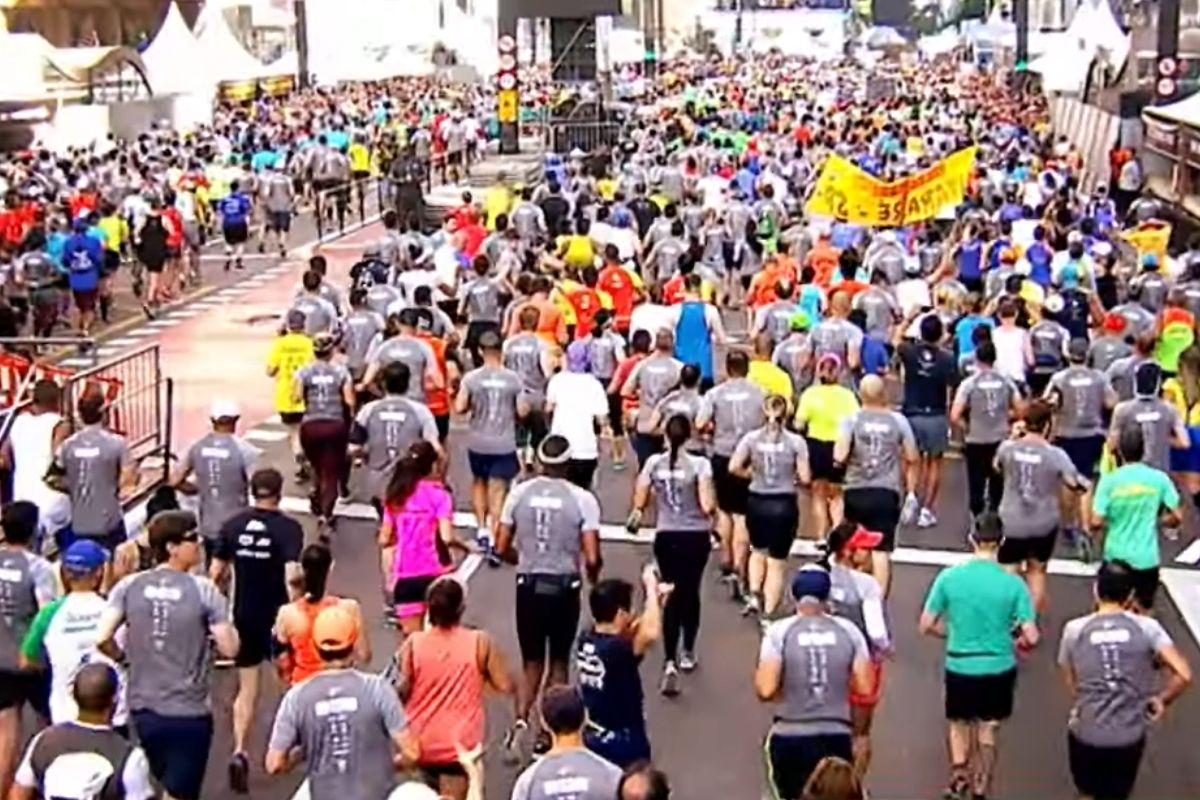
[286,596,340,685]
[404,626,486,765]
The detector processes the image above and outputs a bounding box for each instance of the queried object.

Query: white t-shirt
[9,411,69,533]
[895,278,932,320]
[992,325,1029,383]
[546,371,608,460]
[15,721,153,800]
[629,303,675,341]
[24,593,128,726]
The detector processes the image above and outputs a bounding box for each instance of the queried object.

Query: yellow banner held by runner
[1122,224,1171,266]
[806,146,978,227]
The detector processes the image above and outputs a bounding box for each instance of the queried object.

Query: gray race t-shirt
[697,378,766,456]
[587,333,625,381]
[109,568,227,716]
[840,409,916,493]
[296,361,351,423]
[654,388,705,453]
[368,335,436,402]
[1058,611,1173,747]
[638,451,712,532]
[461,278,503,324]
[55,427,130,537]
[341,311,385,378]
[0,547,56,669]
[461,365,523,455]
[1047,366,1109,438]
[995,438,1078,538]
[354,396,439,500]
[732,427,808,495]
[1089,336,1132,374]
[501,477,600,575]
[268,669,407,800]
[629,355,684,434]
[761,613,868,736]
[509,748,623,800]
[853,287,898,339]
[1111,397,1182,472]
[953,371,1019,444]
[502,333,550,400]
[183,432,256,539]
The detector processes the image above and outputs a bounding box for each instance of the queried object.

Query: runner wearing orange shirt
[805,230,840,288]
[564,266,611,340]
[597,244,644,334]
[415,318,456,443]
[747,253,799,309]
[505,274,568,346]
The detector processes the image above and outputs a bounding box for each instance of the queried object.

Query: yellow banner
[806,146,978,227]
[1122,224,1171,266]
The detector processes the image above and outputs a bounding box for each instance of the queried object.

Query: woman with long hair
[1166,343,1200,511]
[135,205,170,318]
[731,394,810,617]
[378,440,464,637]
[272,543,370,687]
[627,414,715,698]
[802,756,865,800]
[398,577,515,800]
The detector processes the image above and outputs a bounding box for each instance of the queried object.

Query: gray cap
[1067,338,1089,362]
[286,309,306,330]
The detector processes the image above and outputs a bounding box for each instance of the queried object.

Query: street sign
[498,34,516,53]
[1158,77,1178,97]
[498,73,517,90]
[499,53,517,71]
[1159,57,1178,77]
[498,89,518,123]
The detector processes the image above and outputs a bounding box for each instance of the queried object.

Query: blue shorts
[1169,427,1200,473]
[585,726,651,769]
[467,450,520,482]
[131,711,212,800]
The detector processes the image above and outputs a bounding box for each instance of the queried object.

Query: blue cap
[1142,252,1160,269]
[62,539,109,572]
[790,564,831,603]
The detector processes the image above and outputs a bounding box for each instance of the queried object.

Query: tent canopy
[193,3,269,83]
[1144,91,1200,127]
[0,34,151,101]
[142,2,212,96]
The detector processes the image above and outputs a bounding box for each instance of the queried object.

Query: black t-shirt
[899,342,956,416]
[539,195,570,236]
[215,508,304,622]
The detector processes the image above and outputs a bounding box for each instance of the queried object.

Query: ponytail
[764,394,787,445]
[665,414,690,470]
[385,440,438,511]
[300,543,332,601]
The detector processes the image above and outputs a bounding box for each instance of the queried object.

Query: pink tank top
[405,626,486,765]
[387,480,453,581]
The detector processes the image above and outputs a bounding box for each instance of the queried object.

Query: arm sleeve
[1013,579,1036,625]
[20,598,63,661]
[415,405,440,444]
[576,489,602,530]
[267,690,300,753]
[1161,470,1182,510]
[195,576,230,626]
[13,732,40,789]
[758,619,788,662]
[31,560,59,607]
[499,482,526,526]
[1138,616,1175,653]
[372,675,408,736]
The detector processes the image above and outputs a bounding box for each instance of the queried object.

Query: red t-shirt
[613,354,646,412]
[566,286,602,340]
[597,265,636,331]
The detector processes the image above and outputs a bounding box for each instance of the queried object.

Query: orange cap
[313,606,358,651]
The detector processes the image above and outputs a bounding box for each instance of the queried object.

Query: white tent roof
[265,49,297,77]
[142,3,213,95]
[917,29,961,57]
[1029,0,1130,93]
[1145,90,1200,126]
[193,4,269,82]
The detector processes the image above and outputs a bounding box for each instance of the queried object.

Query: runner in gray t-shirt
[360,320,441,403]
[1058,563,1191,800]
[51,396,136,545]
[1110,373,1188,474]
[731,395,810,617]
[950,343,1022,518]
[295,340,355,531]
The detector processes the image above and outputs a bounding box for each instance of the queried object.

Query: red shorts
[72,289,98,313]
[849,660,883,708]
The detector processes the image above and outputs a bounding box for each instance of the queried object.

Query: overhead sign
[806,147,978,227]
[497,89,518,123]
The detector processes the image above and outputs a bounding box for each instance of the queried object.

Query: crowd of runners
[0,47,1199,800]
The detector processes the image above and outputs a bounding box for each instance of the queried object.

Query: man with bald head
[618,765,671,800]
[834,374,919,594]
[12,663,155,800]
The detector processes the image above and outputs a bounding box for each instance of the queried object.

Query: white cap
[387,783,439,800]
[209,400,241,420]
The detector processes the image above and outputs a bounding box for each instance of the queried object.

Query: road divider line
[168,309,203,318]
[146,319,182,328]
[244,429,290,443]
[1175,540,1200,565]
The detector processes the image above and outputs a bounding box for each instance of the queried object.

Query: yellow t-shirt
[562,235,595,268]
[748,361,794,403]
[267,333,315,414]
[795,383,860,442]
[484,186,514,230]
[348,143,370,173]
[97,216,128,252]
[596,179,617,202]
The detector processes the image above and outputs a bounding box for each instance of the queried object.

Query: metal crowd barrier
[314,175,384,241]
[546,121,624,155]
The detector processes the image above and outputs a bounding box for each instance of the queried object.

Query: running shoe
[741,593,761,617]
[532,729,552,757]
[502,719,528,765]
[918,507,938,528]
[942,778,970,800]
[901,492,920,525]
[228,752,250,794]
[678,651,698,672]
[660,662,680,697]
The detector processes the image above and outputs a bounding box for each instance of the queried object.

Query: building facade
[0,0,202,47]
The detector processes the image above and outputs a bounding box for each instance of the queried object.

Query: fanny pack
[517,573,581,596]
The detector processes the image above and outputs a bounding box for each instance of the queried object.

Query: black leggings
[964,441,1003,518]
[653,529,711,662]
[300,418,349,519]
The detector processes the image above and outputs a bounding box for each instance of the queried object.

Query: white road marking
[278,496,377,520]
[168,309,203,318]
[1161,569,1200,654]
[265,414,283,425]
[243,428,290,443]
[122,328,158,337]
[1175,539,1200,565]
[146,319,182,328]
[105,337,144,347]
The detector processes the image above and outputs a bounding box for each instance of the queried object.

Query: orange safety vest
[417,331,450,417]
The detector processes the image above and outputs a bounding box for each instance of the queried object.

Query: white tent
[265,49,298,78]
[193,3,269,82]
[1029,0,1130,93]
[1145,90,1200,126]
[917,29,961,57]
[142,2,212,95]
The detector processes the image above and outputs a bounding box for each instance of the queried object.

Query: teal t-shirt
[923,558,1035,676]
[1093,462,1180,569]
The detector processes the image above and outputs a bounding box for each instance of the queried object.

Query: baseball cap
[789,310,812,331]
[565,340,591,373]
[790,564,832,604]
[209,399,240,420]
[1142,252,1160,270]
[286,309,306,331]
[313,605,358,651]
[1102,312,1126,334]
[62,539,109,573]
[816,352,842,371]
[829,523,883,555]
[1067,338,1089,362]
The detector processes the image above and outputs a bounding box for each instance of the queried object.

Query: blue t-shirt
[219,193,251,225]
[954,315,994,360]
[325,130,350,151]
[46,232,67,267]
[798,285,824,324]
[861,335,889,376]
[251,150,279,173]
[62,234,102,291]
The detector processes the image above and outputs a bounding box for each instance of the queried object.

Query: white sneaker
[660,662,680,697]
[901,492,920,525]
[918,507,938,528]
